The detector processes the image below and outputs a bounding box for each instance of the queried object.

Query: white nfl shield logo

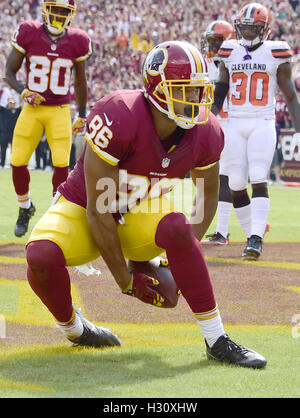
[161,157,170,168]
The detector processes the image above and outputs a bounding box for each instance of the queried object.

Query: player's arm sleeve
[211,59,230,115]
[212,80,229,115]
[211,43,233,115]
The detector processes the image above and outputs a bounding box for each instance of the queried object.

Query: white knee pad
[228,168,248,191]
[248,165,268,184]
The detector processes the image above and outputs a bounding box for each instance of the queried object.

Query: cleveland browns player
[200,20,235,246]
[25,41,267,368]
[212,2,300,260]
[4,0,92,237]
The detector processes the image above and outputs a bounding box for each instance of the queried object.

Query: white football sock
[234,204,251,238]
[251,197,270,238]
[57,311,84,340]
[216,201,232,238]
[17,192,31,209]
[196,308,225,348]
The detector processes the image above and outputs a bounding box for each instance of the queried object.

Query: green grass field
[1,168,300,243]
[0,168,300,399]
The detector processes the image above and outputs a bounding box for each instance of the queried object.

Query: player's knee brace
[232,190,250,208]
[219,175,232,203]
[252,182,269,198]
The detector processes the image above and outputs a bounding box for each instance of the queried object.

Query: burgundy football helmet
[143,41,214,129]
[234,2,271,47]
[42,0,76,35]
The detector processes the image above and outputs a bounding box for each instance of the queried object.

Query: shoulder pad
[268,40,293,59]
[217,40,237,58]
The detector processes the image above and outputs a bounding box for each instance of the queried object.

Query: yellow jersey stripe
[85,135,119,166]
[12,42,26,54]
[194,162,217,170]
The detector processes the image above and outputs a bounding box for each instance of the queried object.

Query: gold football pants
[27,195,176,266]
[11,104,72,167]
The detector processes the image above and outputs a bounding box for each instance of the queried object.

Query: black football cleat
[242,235,262,260]
[202,232,229,245]
[69,305,121,348]
[14,202,36,237]
[241,238,250,258]
[206,334,267,369]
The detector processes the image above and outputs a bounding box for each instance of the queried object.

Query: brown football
[128,257,180,308]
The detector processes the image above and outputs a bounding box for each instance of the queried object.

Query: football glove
[21,88,46,107]
[122,271,165,307]
[72,117,86,135]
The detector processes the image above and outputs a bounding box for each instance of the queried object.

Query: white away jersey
[218,40,293,119]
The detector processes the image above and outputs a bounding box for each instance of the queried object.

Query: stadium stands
[0,0,299,168]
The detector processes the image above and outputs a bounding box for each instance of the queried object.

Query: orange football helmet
[201,20,234,59]
[234,2,271,47]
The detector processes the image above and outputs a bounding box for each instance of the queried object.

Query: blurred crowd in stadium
[0,0,299,169]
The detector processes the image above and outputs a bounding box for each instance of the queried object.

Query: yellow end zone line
[0,377,52,393]
[0,256,26,264]
[0,241,27,245]
[206,256,300,270]
[1,255,300,270]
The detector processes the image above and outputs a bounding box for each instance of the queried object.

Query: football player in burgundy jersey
[4,0,92,237]
[212,2,300,259]
[25,41,267,368]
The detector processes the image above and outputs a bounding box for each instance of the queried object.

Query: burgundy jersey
[11,21,92,106]
[58,90,224,209]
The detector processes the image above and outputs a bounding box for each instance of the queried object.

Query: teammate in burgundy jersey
[4,0,92,237]
[26,41,267,368]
